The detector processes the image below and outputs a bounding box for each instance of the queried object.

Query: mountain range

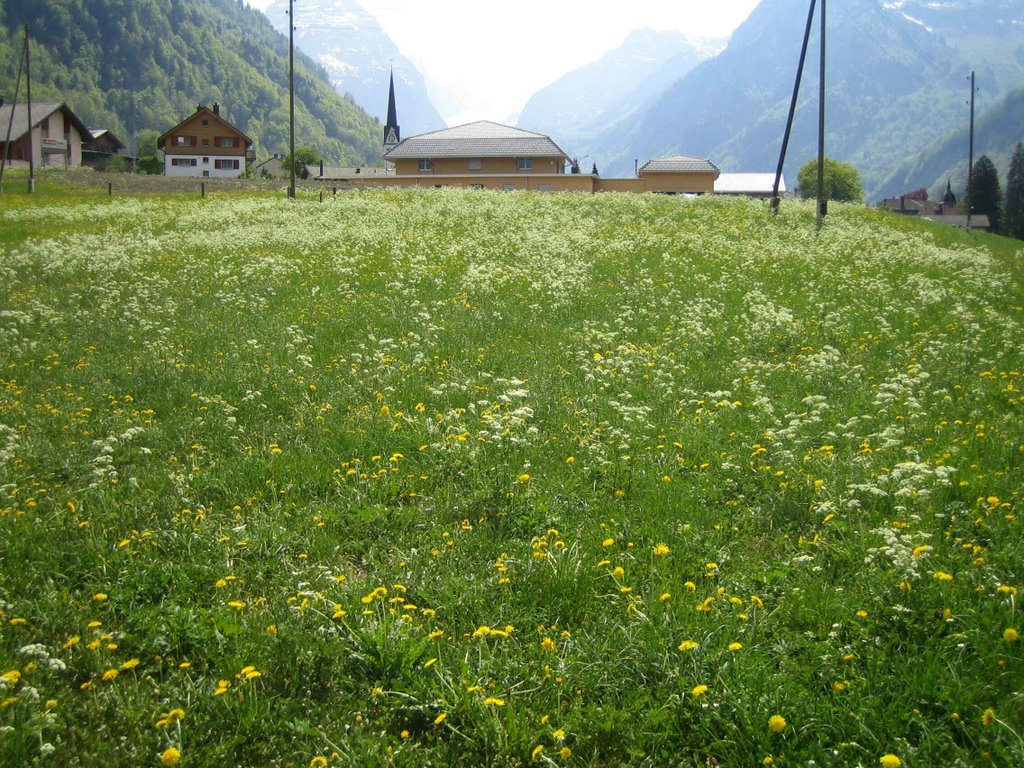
[261,0,445,136]
[0,0,383,164]
[526,0,1021,199]
[516,29,725,160]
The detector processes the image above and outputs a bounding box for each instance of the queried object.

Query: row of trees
[969,143,1024,240]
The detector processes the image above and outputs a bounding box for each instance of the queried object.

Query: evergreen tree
[1004,142,1024,241]
[969,155,1002,232]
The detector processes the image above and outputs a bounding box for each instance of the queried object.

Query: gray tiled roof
[0,103,91,143]
[384,120,567,160]
[640,155,719,174]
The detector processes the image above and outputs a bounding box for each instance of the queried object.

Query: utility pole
[771,0,817,215]
[0,22,28,195]
[966,71,976,233]
[25,26,35,193]
[288,0,296,199]
[816,0,826,222]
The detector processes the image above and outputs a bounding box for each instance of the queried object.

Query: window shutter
[191,136,198,147]
[233,137,240,148]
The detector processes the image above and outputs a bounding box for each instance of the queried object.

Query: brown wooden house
[158,103,252,178]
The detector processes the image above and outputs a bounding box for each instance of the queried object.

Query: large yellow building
[340,103,719,194]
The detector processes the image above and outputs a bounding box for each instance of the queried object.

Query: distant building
[879,190,990,232]
[82,129,130,170]
[383,70,400,159]
[158,103,252,178]
[714,172,786,198]
[0,102,91,169]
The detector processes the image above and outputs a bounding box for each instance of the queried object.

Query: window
[41,117,50,138]
[418,159,433,172]
[215,159,240,170]
[174,135,196,147]
[468,158,482,171]
[202,139,209,146]
[217,136,237,148]
[538,183,553,192]
[171,158,197,167]
[517,158,532,171]
[202,119,209,126]
[502,184,517,191]
[203,157,209,164]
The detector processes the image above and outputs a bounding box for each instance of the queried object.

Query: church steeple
[384,69,400,153]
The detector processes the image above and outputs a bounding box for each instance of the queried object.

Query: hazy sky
[247,0,761,124]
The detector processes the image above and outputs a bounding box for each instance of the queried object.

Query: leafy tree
[1004,142,1024,240]
[280,146,322,180]
[135,129,160,159]
[969,155,1002,232]
[797,157,863,203]
[105,154,129,172]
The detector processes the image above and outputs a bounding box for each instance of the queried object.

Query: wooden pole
[816,0,826,221]
[288,0,296,199]
[25,26,35,193]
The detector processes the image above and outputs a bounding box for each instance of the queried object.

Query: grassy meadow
[0,181,1022,767]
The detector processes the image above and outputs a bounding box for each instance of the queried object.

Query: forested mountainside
[0,0,383,164]
[878,84,1024,200]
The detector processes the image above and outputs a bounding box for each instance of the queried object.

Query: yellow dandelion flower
[678,640,698,652]
[531,744,545,762]
[121,658,140,670]
[653,544,670,556]
[560,747,572,758]
[92,593,107,602]
[660,592,671,602]
[691,684,709,697]
[309,757,328,768]
[879,755,902,768]
[933,571,954,582]
[602,537,615,547]
[541,637,556,651]
[434,712,447,726]
[161,746,181,766]
[982,708,996,726]
[1003,627,1019,642]
[483,697,505,707]
[728,642,743,652]
[101,668,118,682]
[517,473,531,483]
[613,566,625,579]
[768,714,787,733]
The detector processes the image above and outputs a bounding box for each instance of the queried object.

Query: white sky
[247,0,761,124]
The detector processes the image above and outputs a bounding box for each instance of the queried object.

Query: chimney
[634,159,639,177]
[197,104,203,113]
[213,102,220,116]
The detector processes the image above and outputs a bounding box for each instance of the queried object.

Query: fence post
[108,182,112,197]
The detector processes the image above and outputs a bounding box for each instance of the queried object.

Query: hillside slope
[878,84,1024,200]
[0,0,383,164]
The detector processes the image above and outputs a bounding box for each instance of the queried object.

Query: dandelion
[120,658,140,670]
[652,544,670,556]
[92,593,107,602]
[982,708,996,726]
[541,637,556,651]
[768,714,787,733]
[691,684,708,697]
[879,755,902,768]
[678,640,698,652]
[483,697,505,707]
[531,744,545,762]
[161,747,181,766]
[517,473,531,483]
[933,571,954,582]
[1003,627,1019,642]
[101,668,118,682]
[602,537,615,547]
[560,747,572,758]
[728,642,743,652]
[434,712,447,726]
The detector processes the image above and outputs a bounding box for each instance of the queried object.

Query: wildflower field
[0,183,1021,767]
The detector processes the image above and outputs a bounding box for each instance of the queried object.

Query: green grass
[0,182,1021,767]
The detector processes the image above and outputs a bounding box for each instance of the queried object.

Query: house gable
[158,105,252,156]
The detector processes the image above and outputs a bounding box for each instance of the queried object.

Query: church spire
[384,69,400,153]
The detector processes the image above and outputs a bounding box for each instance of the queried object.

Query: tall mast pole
[771,0,817,214]
[288,0,296,199]
[25,26,35,193]
[816,0,826,222]
[966,71,975,233]
[0,22,27,195]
